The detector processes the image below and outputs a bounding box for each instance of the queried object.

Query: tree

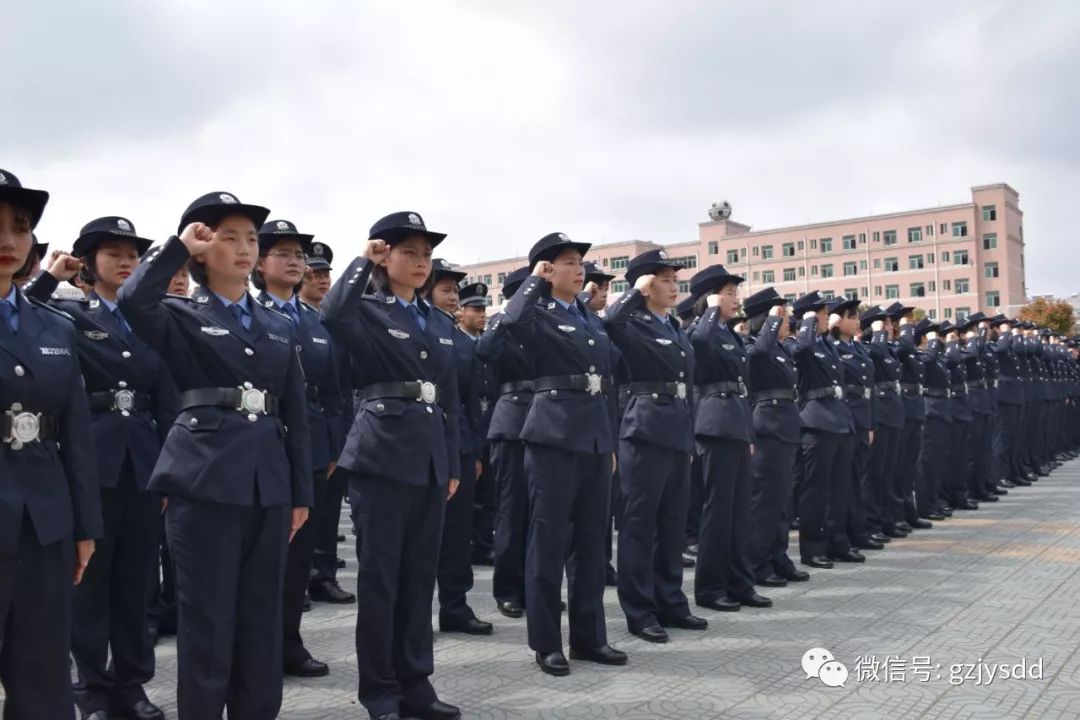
[1017,298,1076,335]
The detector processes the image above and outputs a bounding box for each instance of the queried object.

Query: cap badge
[0,172,6,184]
[276,220,290,231]
[408,213,422,226]
[313,244,324,256]
[220,193,237,204]
[117,218,132,232]
[658,251,668,259]
[558,233,570,242]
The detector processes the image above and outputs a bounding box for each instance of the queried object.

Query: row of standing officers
[2,167,1079,720]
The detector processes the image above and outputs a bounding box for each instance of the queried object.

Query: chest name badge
[439,337,454,346]
[201,326,229,337]
[40,347,71,356]
[722,344,736,351]
[655,338,673,345]
[268,333,289,344]
[388,329,410,340]
[84,330,109,341]
[558,324,577,333]
[312,337,328,345]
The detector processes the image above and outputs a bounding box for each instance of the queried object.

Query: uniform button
[550,390,558,397]
[375,403,385,412]
[679,371,685,378]
[420,351,428,359]
[651,393,659,400]
[588,366,596,372]
[247,413,258,422]
[512,396,519,402]
[118,380,128,388]
[13,365,24,377]
[244,348,255,356]
[122,351,132,359]
[189,418,198,427]
[243,382,254,390]
[588,339,595,346]
[425,406,433,414]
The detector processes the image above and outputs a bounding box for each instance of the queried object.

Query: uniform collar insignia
[388,328,410,339]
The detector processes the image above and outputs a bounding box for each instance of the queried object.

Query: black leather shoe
[958,499,979,510]
[631,625,669,643]
[975,494,999,503]
[309,579,356,604]
[536,651,570,676]
[685,543,699,556]
[662,614,708,630]
[1024,472,1039,482]
[882,526,908,538]
[400,699,462,720]
[896,522,914,533]
[1000,479,1016,488]
[1012,477,1032,487]
[759,574,788,587]
[782,568,811,582]
[735,592,773,608]
[921,512,946,521]
[830,549,866,563]
[908,518,933,529]
[697,595,741,611]
[497,600,524,618]
[991,485,1008,495]
[937,504,954,516]
[440,616,494,635]
[336,533,346,542]
[284,657,329,678]
[604,565,618,587]
[335,557,346,569]
[802,556,833,569]
[856,539,884,550]
[569,644,628,666]
[870,533,891,544]
[111,699,165,720]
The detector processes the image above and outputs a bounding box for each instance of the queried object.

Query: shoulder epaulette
[165,293,196,302]
[25,296,76,323]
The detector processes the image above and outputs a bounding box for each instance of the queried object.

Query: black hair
[748,312,768,336]
[3,203,35,280]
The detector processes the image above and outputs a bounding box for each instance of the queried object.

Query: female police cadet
[23,216,174,720]
[252,219,353,680]
[427,260,493,636]
[321,212,462,720]
[742,288,808,587]
[0,169,101,719]
[605,250,706,643]
[117,191,312,720]
[687,265,771,612]
[498,232,625,677]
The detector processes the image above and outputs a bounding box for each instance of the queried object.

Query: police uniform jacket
[793,316,855,434]
[603,288,693,453]
[867,331,905,429]
[689,305,752,443]
[833,337,875,434]
[964,335,993,415]
[25,272,177,491]
[445,318,484,457]
[746,315,800,445]
[497,276,616,455]
[994,330,1024,405]
[117,237,313,508]
[978,328,1000,409]
[897,325,926,422]
[475,310,535,443]
[1,288,103,552]
[945,341,973,422]
[921,338,952,422]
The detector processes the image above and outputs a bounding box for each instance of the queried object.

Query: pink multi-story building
[460,183,1027,321]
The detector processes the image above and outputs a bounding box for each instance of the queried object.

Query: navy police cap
[827,295,860,317]
[624,249,684,286]
[743,287,787,320]
[178,191,269,235]
[459,282,488,308]
[689,264,744,303]
[258,219,314,255]
[529,232,591,268]
[73,216,153,257]
[431,258,467,284]
[792,290,826,316]
[306,241,334,270]
[501,266,530,299]
[583,261,615,284]
[0,169,49,229]
[369,211,447,248]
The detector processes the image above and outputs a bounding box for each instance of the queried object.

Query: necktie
[113,307,132,337]
[568,303,586,330]
[0,301,14,334]
[282,303,300,325]
[408,303,427,332]
[229,303,251,331]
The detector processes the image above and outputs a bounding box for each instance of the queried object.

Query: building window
[944,308,953,319]
[940,223,948,235]
[752,271,760,282]
[907,227,922,243]
[952,222,968,238]
[883,230,897,246]
[843,235,856,250]
[985,262,999,278]
[983,233,997,250]
[672,255,698,269]
[986,291,1001,307]
[873,259,881,269]
[927,253,935,265]
[874,285,882,297]
[956,307,970,320]
[861,287,869,297]
[497,272,506,284]
[783,242,795,257]
[910,282,926,297]
[752,246,760,257]
[884,257,899,272]
[926,224,934,237]
[761,245,774,260]
[943,279,952,291]
[843,261,857,276]
[859,233,867,244]
[677,280,690,293]
[810,265,818,276]
[844,288,858,300]
[611,280,628,293]
[784,294,798,302]
[798,266,805,277]
[941,251,950,262]
[820,238,833,253]
[726,250,739,264]
[483,274,492,285]
[783,268,796,282]
[762,270,775,284]
[485,295,493,306]
[955,278,970,293]
[859,259,867,270]
[982,205,997,222]
[928,281,936,292]
[797,240,805,250]
[601,258,609,267]
[954,249,969,265]
[821,264,834,278]
[885,285,900,299]
[610,256,629,270]
[872,231,880,243]
[809,239,818,250]
[740,247,747,258]
[708,241,718,255]
[909,255,924,270]
[821,290,835,299]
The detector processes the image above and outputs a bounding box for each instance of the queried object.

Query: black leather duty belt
[751,388,797,404]
[629,381,688,399]
[901,383,923,397]
[699,380,748,398]
[179,386,280,417]
[846,385,873,400]
[358,381,442,405]
[875,380,902,396]
[499,380,535,395]
[534,374,611,396]
[3,404,60,450]
[804,386,844,402]
[88,389,151,414]
[924,388,952,399]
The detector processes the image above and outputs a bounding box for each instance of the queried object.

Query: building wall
[460,184,1026,320]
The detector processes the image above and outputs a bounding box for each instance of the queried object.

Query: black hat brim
[625,260,683,286]
[73,231,153,258]
[585,271,616,284]
[258,233,315,255]
[0,186,50,229]
[689,273,745,303]
[460,298,487,308]
[432,268,467,284]
[886,305,915,320]
[859,313,887,330]
[33,242,49,260]
[377,227,448,249]
[306,259,332,270]
[530,241,592,267]
[828,299,860,317]
[744,297,787,319]
[179,203,271,235]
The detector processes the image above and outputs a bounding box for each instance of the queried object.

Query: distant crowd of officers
[1,167,1078,720]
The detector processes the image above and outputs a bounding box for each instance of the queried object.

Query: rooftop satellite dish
[708,201,733,221]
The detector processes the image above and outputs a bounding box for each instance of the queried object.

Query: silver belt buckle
[676,382,687,400]
[239,388,267,415]
[114,389,135,412]
[6,409,41,451]
[895,381,902,395]
[586,373,603,396]
[833,386,843,399]
[863,387,872,400]
[420,381,438,404]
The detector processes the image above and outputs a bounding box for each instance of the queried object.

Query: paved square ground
[29,461,1080,718]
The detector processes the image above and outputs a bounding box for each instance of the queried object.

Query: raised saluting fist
[363,239,390,265]
[180,222,214,257]
[871,320,885,333]
[769,304,785,318]
[706,293,721,308]
[532,260,554,280]
[827,313,842,330]
[47,252,82,281]
[633,274,655,294]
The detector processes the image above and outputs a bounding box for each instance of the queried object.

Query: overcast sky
[6,0,1079,294]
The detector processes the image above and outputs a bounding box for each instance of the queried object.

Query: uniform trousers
[313,468,346,583]
[749,435,798,580]
[799,429,853,560]
[946,419,971,504]
[491,440,528,606]
[438,452,478,622]
[694,437,755,604]
[867,424,902,532]
[918,417,950,514]
[471,447,497,561]
[846,431,872,545]
[282,468,327,666]
[898,419,924,524]
[524,444,611,654]
[616,439,691,631]
[967,413,993,498]
[167,496,289,720]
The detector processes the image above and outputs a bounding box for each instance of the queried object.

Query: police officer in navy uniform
[688,265,772,611]
[791,291,856,568]
[0,169,103,720]
[962,312,998,504]
[605,249,707,643]
[743,288,809,586]
[940,319,978,511]
[894,309,936,528]
[252,218,353,680]
[321,212,461,720]
[993,317,1029,488]
[24,216,175,720]
[117,192,313,719]
[913,319,950,519]
[498,232,626,677]
[675,295,705,558]
[427,260,493,636]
